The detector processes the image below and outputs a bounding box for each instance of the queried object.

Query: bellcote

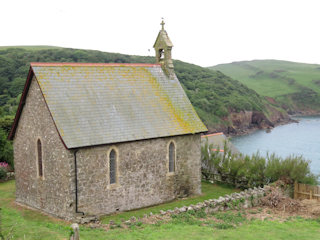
[153,20,175,78]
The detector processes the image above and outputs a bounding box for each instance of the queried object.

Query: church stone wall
[13,77,75,220]
[76,134,201,216]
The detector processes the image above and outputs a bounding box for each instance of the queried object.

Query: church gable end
[13,75,74,219]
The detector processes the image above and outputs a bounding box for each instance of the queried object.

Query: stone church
[8,22,207,220]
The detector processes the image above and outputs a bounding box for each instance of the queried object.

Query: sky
[1,0,320,67]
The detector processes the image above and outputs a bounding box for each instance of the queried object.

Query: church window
[109,149,117,184]
[37,139,43,178]
[169,142,175,172]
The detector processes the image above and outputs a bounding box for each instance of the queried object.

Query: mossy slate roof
[28,63,207,149]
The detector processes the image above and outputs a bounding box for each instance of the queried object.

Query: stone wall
[76,134,202,216]
[157,186,269,216]
[13,77,75,220]
[107,186,269,226]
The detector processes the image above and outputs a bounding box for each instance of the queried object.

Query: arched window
[37,139,43,177]
[109,149,117,184]
[169,142,175,172]
[159,49,165,61]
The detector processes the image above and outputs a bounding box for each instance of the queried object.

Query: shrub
[201,141,318,187]
[0,162,9,180]
[0,128,13,169]
[0,168,6,180]
[265,154,317,185]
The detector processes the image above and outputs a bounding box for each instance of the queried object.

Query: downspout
[74,149,85,215]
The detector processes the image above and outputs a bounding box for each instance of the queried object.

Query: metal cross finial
[161,18,165,30]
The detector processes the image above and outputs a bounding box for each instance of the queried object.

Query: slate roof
[9,63,207,149]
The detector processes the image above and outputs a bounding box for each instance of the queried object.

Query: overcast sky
[1,0,320,67]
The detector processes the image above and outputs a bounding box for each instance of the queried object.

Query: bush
[0,129,13,169]
[265,153,317,185]
[201,140,318,187]
[0,168,6,180]
[0,162,8,180]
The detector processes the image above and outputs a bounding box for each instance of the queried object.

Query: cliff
[211,106,291,136]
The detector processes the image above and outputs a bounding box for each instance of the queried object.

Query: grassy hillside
[0,46,273,131]
[210,60,320,113]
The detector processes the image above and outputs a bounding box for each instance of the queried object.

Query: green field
[210,60,320,112]
[1,180,320,239]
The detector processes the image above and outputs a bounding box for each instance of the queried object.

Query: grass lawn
[78,217,320,240]
[1,180,320,239]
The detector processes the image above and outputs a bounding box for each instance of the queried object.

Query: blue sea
[230,116,320,175]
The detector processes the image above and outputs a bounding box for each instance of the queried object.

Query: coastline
[226,112,320,138]
[229,115,320,176]
[225,117,293,138]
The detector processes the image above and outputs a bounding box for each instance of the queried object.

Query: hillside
[0,47,286,135]
[0,45,62,50]
[210,60,320,114]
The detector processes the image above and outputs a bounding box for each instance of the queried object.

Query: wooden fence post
[294,181,298,199]
[70,223,79,240]
[310,190,313,200]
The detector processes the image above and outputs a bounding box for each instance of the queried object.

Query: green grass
[211,60,320,97]
[77,218,320,239]
[0,181,70,240]
[1,180,320,239]
[84,218,320,240]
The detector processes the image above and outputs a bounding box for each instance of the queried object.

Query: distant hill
[210,60,320,114]
[0,47,285,133]
[0,45,62,50]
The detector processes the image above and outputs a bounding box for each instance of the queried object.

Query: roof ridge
[30,62,161,67]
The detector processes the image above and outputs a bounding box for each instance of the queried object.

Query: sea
[230,115,320,176]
